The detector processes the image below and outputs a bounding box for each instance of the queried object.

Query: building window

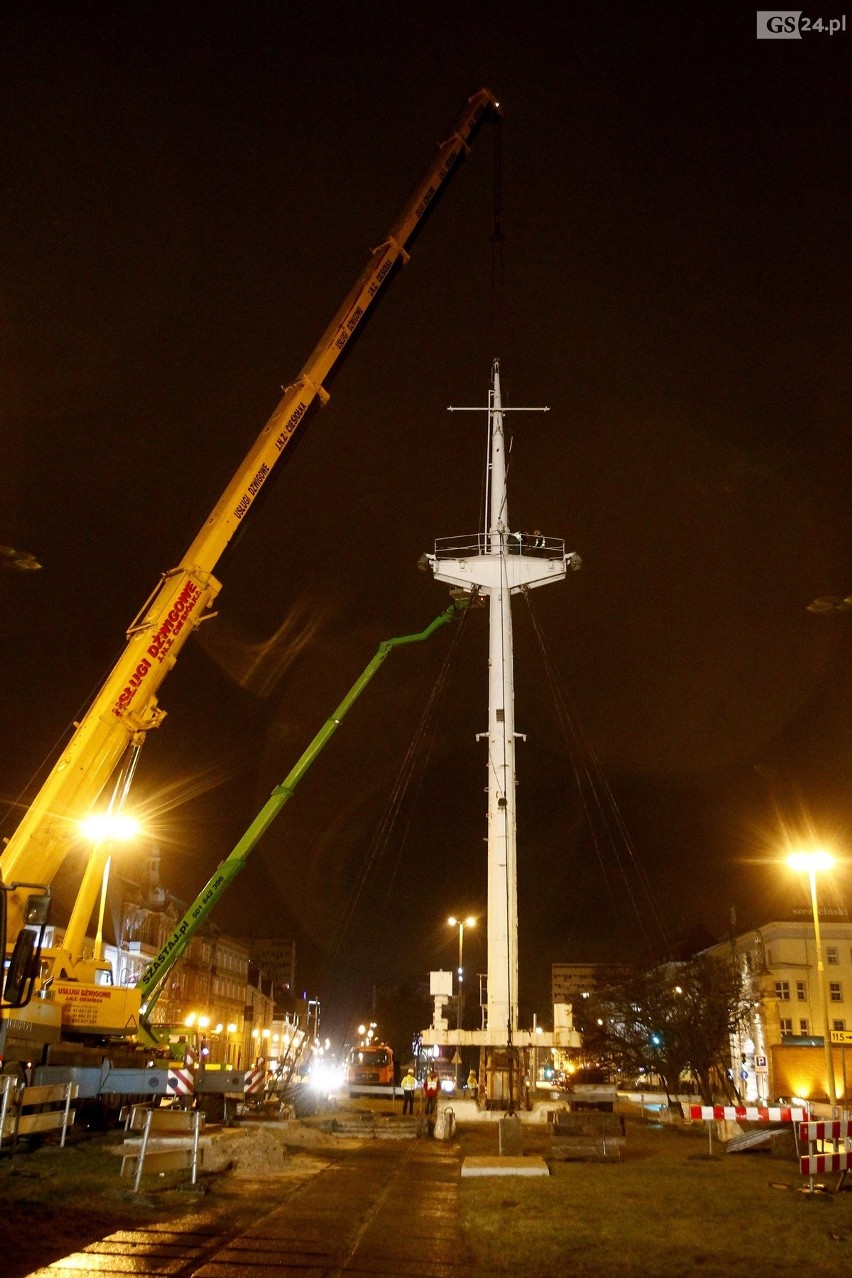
[775,981,790,1001]
[829,982,842,1003]
[832,1019,846,1032]
[827,946,839,965]
[799,1019,809,1034]
[796,980,807,1001]
[780,1018,793,1033]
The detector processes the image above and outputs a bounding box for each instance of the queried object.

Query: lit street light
[79,810,141,962]
[787,848,837,1112]
[448,915,476,1086]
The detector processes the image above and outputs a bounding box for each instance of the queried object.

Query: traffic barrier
[798,1119,852,1185]
[800,1150,852,1176]
[689,1105,806,1123]
[800,1119,852,1143]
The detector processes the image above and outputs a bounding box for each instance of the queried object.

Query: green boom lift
[136,596,471,1034]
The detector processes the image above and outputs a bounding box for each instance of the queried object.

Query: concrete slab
[461,1155,549,1177]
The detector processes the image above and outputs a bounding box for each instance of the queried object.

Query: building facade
[250,939,296,995]
[704,917,852,1105]
[551,962,629,1008]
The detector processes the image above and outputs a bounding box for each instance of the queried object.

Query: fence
[0,1075,78,1151]
[119,1106,204,1192]
[799,1118,852,1191]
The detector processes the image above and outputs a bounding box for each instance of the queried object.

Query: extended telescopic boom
[0,90,499,954]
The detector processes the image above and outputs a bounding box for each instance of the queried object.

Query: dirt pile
[203,1120,360,1177]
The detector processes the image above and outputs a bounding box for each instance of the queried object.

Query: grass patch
[458,1116,851,1276]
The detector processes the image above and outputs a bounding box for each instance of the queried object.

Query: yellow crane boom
[0,89,499,972]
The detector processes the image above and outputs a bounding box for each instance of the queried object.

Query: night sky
[2,5,850,1039]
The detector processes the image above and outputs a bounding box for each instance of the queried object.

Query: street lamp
[787,848,837,1111]
[79,811,140,962]
[448,915,476,1086]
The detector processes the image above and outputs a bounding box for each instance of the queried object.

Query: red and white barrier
[167,1067,195,1096]
[689,1105,806,1123]
[799,1119,852,1179]
[800,1120,850,1143]
[800,1151,851,1176]
[244,1065,266,1096]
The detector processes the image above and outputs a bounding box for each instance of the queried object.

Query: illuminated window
[799,1019,809,1034]
[829,982,842,1003]
[827,946,839,965]
[775,981,790,1001]
[832,1019,846,1032]
[780,1018,793,1033]
[796,981,807,1001]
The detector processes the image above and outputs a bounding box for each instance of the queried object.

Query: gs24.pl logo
[757,11,848,36]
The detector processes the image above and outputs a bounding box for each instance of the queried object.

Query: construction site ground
[2,1096,851,1277]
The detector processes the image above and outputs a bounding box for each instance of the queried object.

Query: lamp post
[80,811,140,963]
[448,915,475,1086]
[788,849,837,1112]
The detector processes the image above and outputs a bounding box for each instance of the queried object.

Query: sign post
[831,1029,852,1105]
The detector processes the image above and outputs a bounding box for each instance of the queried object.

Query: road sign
[830,1029,852,1045]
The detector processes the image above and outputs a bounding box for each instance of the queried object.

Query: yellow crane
[0,89,500,1048]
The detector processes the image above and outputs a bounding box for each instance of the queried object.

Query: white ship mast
[426,359,580,1053]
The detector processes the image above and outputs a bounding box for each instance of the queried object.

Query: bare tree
[577,954,747,1104]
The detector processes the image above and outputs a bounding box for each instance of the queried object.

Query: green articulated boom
[136,596,471,1038]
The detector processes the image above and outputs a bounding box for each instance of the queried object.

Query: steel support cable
[479,404,491,545]
[321,598,473,985]
[319,628,466,1032]
[489,113,505,382]
[375,603,472,896]
[535,625,665,954]
[522,590,674,957]
[515,589,624,923]
[527,597,672,955]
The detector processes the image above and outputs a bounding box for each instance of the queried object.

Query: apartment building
[551,962,630,1008]
[704,913,852,1105]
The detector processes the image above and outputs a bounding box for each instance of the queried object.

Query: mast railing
[433,533,565,560]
